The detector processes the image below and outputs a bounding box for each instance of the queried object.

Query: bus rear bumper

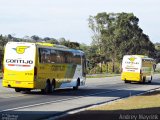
[2,79,34,89]
[121,72,141,82]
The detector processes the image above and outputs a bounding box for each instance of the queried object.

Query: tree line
[0,12,160,74]
[88,12,159,73]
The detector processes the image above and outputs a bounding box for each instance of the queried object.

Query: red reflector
[8,64,30,67]
[23,65,30,67]
[8,64,15,66]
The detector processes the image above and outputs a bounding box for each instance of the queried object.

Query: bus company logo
[13,46,29,54]
[128,57,136,62]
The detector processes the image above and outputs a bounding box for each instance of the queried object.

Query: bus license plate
[16,81,21,84]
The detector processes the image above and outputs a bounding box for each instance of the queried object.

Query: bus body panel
[35,47,86,89]
[121,55,154,82]
[35,63,78,89]
[121,72,141,81]
[141,60,154,77]
[3,42,86,91]
[3,42,36,88]
[3,69,35,88]
[59,64,85,88]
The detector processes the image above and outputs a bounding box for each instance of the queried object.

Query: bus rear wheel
[15,88,21,92]
[51,79,56,93]
[45,80,51,93]
[73,78,80,90]
[124,80,131,83]
[41,80,51,94]
[142,76,146,83]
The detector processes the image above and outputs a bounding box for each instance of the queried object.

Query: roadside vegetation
[86,73,120,78]
[90,90,160,111]
[56,90,160,120]
[0,12,160,75]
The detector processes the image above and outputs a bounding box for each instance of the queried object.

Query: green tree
[44,37,59,44]
[31,35,40,42]
[59,38,80,49]
[88,12,156,73]
[0,35,8,48]
[155,43,160,63]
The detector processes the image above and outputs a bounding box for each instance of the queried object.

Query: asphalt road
[0,74,160,120]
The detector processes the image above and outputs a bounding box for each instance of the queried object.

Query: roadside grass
[90,89,160,111]
[57,90,160,120]
[86,71,159,78]
[86,73,120,78]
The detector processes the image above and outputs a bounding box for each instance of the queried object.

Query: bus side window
[70,52,74,63]
[65,51,73,63]
[50,49,57,63]
[39,48,45,63]
[38,48,42,63]
[63,51,68,63]
[39,48,51,63]
[73,55,81,64]
[56,51,65,63]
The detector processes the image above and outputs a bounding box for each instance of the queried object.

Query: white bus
[121,55,154,83]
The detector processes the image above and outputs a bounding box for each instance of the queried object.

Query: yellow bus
[2,42,86,93]
[121,55,154,83]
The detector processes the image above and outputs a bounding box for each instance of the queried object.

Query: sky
[0,0,159,45]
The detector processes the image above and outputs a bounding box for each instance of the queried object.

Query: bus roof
[36,42,68,49]
[6,42,84,55]
[69,49,85,56]
[124,55,148,58]
[123,55,154,61]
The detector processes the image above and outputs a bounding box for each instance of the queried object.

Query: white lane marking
[0,94,26,99]
[0,82,152,112]
[1,75,160,112]
[1,90,117,112]
[46,87,160,120]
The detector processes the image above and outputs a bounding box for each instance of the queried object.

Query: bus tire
[124,80,130,83]
[142,76,146,83]
[25,88,31,93]
[41,89,45,93]
[51,79,56,93]
[44,80,51,94]
[20,88,31,94]
[15,88,21,92]
[73,78,80,90]
[148,76,152,83]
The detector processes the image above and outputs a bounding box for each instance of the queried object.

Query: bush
[88,62,121,74]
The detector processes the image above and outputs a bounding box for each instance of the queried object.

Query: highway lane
[0,74,160,120]
[0,76,132,111]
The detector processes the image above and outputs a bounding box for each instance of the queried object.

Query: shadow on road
[23,88,147,98]
[22,81,160,98]
[57,107,160,120]
[1,107,159,120]
[130,81,160,86]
